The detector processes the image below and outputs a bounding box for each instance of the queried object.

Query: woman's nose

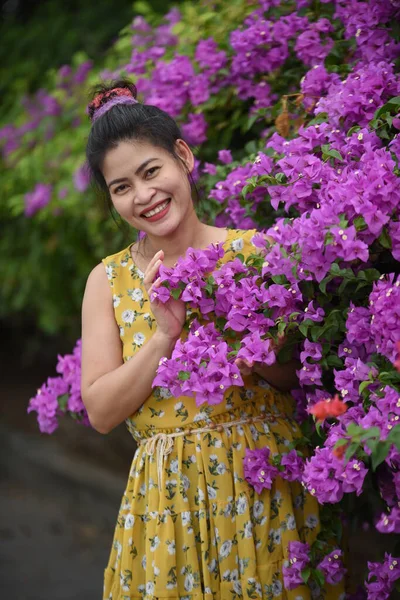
[133,181,156,205]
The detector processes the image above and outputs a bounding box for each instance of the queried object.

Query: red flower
[332,444,347,459]
[394,341,400,373]
[308,394,348,423]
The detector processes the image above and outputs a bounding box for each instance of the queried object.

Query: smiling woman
[80,79,345,600]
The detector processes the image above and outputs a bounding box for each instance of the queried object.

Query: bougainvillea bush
[4,0,398,595]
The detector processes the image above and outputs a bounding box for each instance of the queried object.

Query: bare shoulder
[82,262,112,308]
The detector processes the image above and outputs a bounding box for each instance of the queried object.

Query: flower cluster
[243,447,304,493]
[282,541,346,590]
[365,553,400,599]
[27,340,89,434]
[151,238,305,403]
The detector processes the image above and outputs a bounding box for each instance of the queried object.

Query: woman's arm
[81,263,178,434]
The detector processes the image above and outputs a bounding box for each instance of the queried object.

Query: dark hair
[85,78,199,222]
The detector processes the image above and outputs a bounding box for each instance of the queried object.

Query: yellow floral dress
[101,228,346,600]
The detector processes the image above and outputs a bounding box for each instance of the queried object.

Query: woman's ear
[175,139,195,173]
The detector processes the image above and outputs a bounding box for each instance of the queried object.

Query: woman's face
[102,138,195,238]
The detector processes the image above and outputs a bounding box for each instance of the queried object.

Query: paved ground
[0,427,127,600]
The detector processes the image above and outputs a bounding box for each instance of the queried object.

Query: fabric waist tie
[140,412,283,492]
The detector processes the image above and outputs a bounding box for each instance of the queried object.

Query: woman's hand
[234,334,287,377]
[234,334,301,393]
[143,250,186,341]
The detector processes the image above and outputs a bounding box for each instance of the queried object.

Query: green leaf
[57,393,69,412]
[344,442,359,462]
[334,438,348,449]
[359,379,373,394]
[171,288,182,300]
[346,423,364,437]
[374,96,400,119]
[326,355,344,368]
[178,371,190,381]
[360,427,381,442]
[301,567,311,584]
[378,228,392,250]
[313,568,325,588]
[371,440,391,471]
[387,424,400,451]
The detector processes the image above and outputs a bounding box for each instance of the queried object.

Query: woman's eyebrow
[107,158,158,188]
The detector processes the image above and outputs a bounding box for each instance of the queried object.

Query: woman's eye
[146,166,160,178]
[114,184,127,193]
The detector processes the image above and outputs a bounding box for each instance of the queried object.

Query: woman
[81,80,345,599]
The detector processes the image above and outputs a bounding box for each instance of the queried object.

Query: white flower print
[120,572,129,592]
[272,580,283,596]
[216,462,227,475]
[141,555,147,570]
[146,581,155,595]
[273,490,282,502]
[305,514,319,528]
[181,474,190,491]
[152,562,160,576]
[133,332,145,346]
[210,454,218,461]
[181,511,191,526]
[253,500,264,519]
[270,528,281,544]
[124,513,135,529]
[286,515,296,530]
[138,584,145,594]
[245,389,255,399]
[236,496,248,514]
[114,540,122,557]
[105,265,113,280]
[158,386,172,399]
[243,521,253,538]
[207,484,217,499]
[208,559,217,573]
[150,535,160,551]
[294,494,304,508]
[219,539,233,559]
[122,309,135,324]
[214,439,222,448]
[119,326,124,338]
[197,487,205,502]
[129,288,143,302]
[113,294,121,308]
[184,573,194,592]
[167,540,176,555]
[170,459,179,473]
[233,581,242,595]
[174,401,184,410]
[231,238,244,251]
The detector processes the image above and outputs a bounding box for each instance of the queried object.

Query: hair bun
[87,79,138,121]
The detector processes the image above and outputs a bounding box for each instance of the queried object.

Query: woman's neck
[143,215,211,266]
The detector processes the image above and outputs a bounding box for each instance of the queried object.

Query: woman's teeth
[143,199,170,218]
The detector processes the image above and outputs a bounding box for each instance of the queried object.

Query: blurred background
[0,1,174,598]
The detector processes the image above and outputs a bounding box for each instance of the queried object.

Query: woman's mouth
[141,198,171,222]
